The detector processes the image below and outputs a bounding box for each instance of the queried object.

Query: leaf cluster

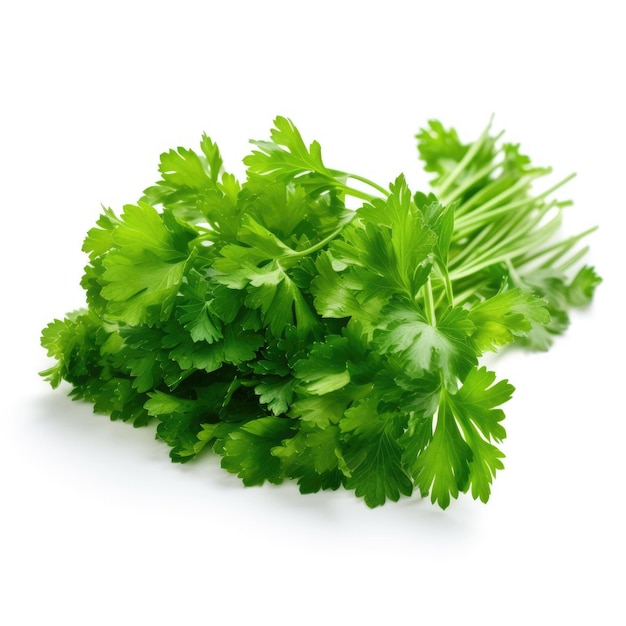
[41,117,600,508]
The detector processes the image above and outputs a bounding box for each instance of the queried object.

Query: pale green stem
[449,218,563,281]
[555,245,590,272]
[340,184,379,203]
[423,277,437,325]
[454,171,553,229]
[454,197,566,240]
[347,173,390,197]
[454,171,542,218]
[449,222,498,268]
[519,226,598,268]
[436,119,498,197]
[452,279,491,306]
[438,160,501,204]
[456,171,574,232]
[288,219,355,258]
[469,200,561,264]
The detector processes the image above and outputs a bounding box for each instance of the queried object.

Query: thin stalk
[191,232,218,246]
[556,245,590,272]
[456,171,574,230]
[455,194,539,238]
[454,204,535,264]
[431,266,455,308]
[436,119,497,197]
[504,259,522,284]
[347,173,390,197]
[449,222,498,268]
[517,226,598,268]
[423,277,437,325]
[455,171,549,229]
[452,279,491,306]
[449,216,563,281]
[463,217,558,274]
[452,196,540,269]
[340,184,379,203]
[288,221,354,259]
[442,271,454,307]
[434,289,448,310]
[438,160,501,205]
[454,170,544,218]
[470,199,562,263]
[454,196,568,240]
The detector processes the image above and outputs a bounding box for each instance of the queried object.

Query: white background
[2,1,624,623]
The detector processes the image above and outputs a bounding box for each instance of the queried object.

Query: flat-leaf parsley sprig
[41,117,600,508]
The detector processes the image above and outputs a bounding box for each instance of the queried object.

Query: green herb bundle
[41,117,600,508]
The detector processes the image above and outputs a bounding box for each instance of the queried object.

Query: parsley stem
[437,118,498,196]
[454,172,547,230]
[423,277,437,325]
[454,173,575,240]
[555,245,590,272]
[191,232,217,245]
[441,270,454,307]
[289,222,354,258]
[449,222,497,267]
[431,270,454,308]
[468,205,547,260]
[340,184,379,203]
[451,191,562,273]
[464,214,561,273]
[519,226,598,268]
[504,259,522,284]
[449,216,563,281]
[454,197,561,239]
[347,173,389,197]
[454,167,548,216]
[438,160,501,205]
[453,279,491,306]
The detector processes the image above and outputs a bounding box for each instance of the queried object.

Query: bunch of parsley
[41,117,600,508]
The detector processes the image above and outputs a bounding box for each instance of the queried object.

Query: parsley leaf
[409,367,513,508]
[340,397,413,507]
[375,303,477,386]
